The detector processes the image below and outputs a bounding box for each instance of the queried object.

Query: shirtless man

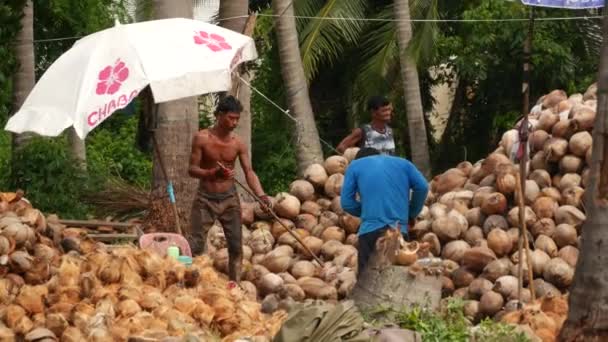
[188,95,272,283]
[336,95,396,155]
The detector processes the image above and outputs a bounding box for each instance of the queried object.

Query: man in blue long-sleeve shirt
[341,147,429,278]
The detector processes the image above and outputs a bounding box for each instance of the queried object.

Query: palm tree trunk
[12,0,35,151]
[559,12,608,342]
[219,0,253,202]
[272,0,324,175]
[152,0,199,231]
[393,0,432,178]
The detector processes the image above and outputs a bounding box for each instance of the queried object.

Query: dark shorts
[190,186,242,280]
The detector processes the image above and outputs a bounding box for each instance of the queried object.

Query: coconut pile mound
[412,84,596,322]
[208,84,596,324]
[0,193,286,342]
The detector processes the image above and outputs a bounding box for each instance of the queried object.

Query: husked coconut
[432,168,468,194]
[331,196,343,215]
[479,174,496,187]
[280,284,305,301]
[558,246,579,268]
[324,155,348,175]
[543,89,567,108]
[290,261,316,279]
[321,226,345,242]
[452,267,476,288]
[555,205,586,227]
[481,154,511,176]
[532,196,558,219]
[529,169,552,189]
[479,291,504,316]
[442,276,455,297]
[552,119,575,139]
[304,164,328,188]
[410,220,431,239]
[543,258,574,288]
[562,186,584,208]
[297,276,337,300]
[532,278,561,298]
[481,193,508,215]
[421,233,441,257]
[514,180,540,205]
[464,226,484,246]
[297,236,323,259]
[530,249,551,277]
[535,235,558,257]
[274,193,301,219]
[341,214,360,234]
[487,229,513,257]
[570,105,596,131]
[463,247,497,272]
[441,240,471,263]
[507,206,537,227]
[500,129,519,155]
[319,211,340,228]
[493,275,519,299]
[586,146,592,166]
[465,208,485,227]
[432,217,463,242]
[582,168,590,188]
[317,198,332,210]
[537,110,559,131]
[261,246,294,273]
[324,174,344,198]
[496,165,517,195]
[258,273,284,296]
[472,186,494,208]
[343,147,360,162]
[289,180,316,202]
[429,203,449,220]
[541,187,562,203]
[543,138,569,162]
[531,151,549,170]
[457,161,474,176]
[301,201,322,217]
[345,233,358,246]
[468,278,494,300]
[553,224,577,247]
[559,173,582,191]
[483,215,509,235]
[530,130,550,152]
[559,155,583,173]
[453,287,471,300]
[271,219,295,240]
[320,240,343,260]
[463,300,481,322]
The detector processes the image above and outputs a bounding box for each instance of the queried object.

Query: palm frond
[575,15,602,59]
[296,0,368,80]
[408,0,440,67]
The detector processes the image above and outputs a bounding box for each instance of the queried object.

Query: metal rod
[217,162,324,265]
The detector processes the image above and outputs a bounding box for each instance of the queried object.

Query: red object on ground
[139,232,192,257]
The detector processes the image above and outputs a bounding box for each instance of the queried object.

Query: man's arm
[336,128,363,154]
[340,165,361,217]
[405,161,429,219]
[188,133,222,180]
[238,140,266,197]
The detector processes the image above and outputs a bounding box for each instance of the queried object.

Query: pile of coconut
[206,84,595,321]
[0,193,286,341]
[414,84,596,322]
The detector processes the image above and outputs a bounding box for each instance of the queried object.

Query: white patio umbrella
[5,18,257,139]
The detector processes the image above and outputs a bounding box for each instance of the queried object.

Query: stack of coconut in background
[207,84,597,324]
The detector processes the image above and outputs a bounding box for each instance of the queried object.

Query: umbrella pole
[152,134,183,235]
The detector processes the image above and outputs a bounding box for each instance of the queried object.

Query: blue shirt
[340,155,429,236]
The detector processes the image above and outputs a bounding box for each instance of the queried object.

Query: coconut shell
[553,224,577,248]
[543,138,569,162]
[569,131,592,157]
[441,240,471,263]
[535,235,558,257]
[529,169,552,189]
[463,247,497,272]
[421,233,441,257]
[479,291,504,316]
[487,229,513,257]
[541,187,562,203]
[514,180,541,205]
[289,180,316,202]
[559,155,583,174]
[543,258,574,288]
[481,193,508,215]
[558,246,579,268]
[533,278,561,298]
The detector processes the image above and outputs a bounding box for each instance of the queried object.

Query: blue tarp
[522,0,604,8]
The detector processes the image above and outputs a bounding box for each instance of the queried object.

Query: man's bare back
[189,128,243,194]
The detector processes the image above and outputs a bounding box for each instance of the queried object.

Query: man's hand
[214,166,235,180]
[259,194,273,212]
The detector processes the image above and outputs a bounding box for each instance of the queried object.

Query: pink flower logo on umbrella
[96,59,129,95]
[194,31,232,52]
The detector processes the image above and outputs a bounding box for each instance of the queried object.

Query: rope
[238,76,339,154]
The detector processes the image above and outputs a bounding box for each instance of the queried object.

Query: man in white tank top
[336,96,396,155]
